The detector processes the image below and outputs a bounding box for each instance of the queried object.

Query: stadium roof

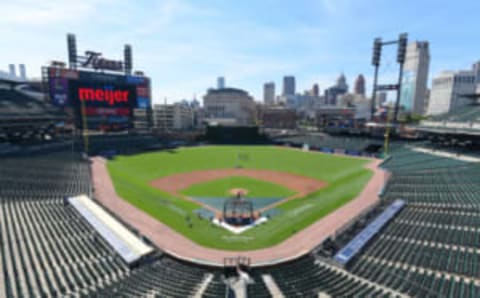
[69,195,154,264]
[206,87,250,95]
[0,71,26,83]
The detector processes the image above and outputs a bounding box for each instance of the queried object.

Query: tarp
[69,195,153,264]
[334,199,405,265]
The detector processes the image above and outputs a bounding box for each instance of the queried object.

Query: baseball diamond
[102,145,376,253]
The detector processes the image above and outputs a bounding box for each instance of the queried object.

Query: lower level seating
[263,255,391,297]
[93,257,208,298]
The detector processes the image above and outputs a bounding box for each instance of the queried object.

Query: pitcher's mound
[229,188,249,197]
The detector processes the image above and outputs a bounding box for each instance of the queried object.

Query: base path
[91,157,385,266]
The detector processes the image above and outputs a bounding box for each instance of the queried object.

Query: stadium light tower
[124,44,133,75]
[393,33,408,122]
[67,33,77,69]
[370,37,382,119]
[369,33,408,123]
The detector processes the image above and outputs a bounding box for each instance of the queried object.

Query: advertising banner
[47,68,150,130]
[49,78,69,106]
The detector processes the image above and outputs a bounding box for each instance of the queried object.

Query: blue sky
[1,0,479,103]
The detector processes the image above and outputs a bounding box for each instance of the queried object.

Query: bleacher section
[0,152,209,298]
[246,271,271,298]
[262,255,399,297]
[275,133,382,155]
[93,257,209,297]
[428,104,480,123]
[202,273,228,297]
[0,89,62,120]
[348,203,480,297]
[382,165,480,207]
[381,146,470,172]
[0,89,65,140]
[0,196,130,297]
[418,103,480,136]
[329,147,480,297]
[74,134,165,155]
[2,137,480,297]
[0,153,91,198]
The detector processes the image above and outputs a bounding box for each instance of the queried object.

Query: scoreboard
[47,68,151,131]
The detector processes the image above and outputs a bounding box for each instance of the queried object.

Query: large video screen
[47,68,151,131]
[69,80,136,130]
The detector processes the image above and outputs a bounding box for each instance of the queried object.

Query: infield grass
[107,146,373,250]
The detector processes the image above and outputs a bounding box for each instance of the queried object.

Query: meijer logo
[78,87,129,106]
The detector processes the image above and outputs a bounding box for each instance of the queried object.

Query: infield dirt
[150,168,328,211]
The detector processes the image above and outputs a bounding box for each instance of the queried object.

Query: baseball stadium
[2,31,480,298]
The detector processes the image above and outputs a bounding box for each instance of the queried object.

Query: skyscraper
[312,84,319,97]
[282,76,295,95]
[217,76,225,89]
[354,74,366,96]
[472,61,480,85]
[377,92,387,106]
[399,41,430,115]
[324,73,348,105]
[263,82,275,105]
[336,73,348,91]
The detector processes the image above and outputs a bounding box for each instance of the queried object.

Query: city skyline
[1,0,479,103]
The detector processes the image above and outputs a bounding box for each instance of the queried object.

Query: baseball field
[106,146,373,250]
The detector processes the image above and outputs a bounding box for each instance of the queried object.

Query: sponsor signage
[84,107,131,116]
[49,68,79,80]
[136,97,150,109]
[136,86,149,97]
[126,75,146,85]
[77,51,123,72]
[78,87,130,106]
[50,78,69,106]
[47,66,150,130]
[376,84,399,91]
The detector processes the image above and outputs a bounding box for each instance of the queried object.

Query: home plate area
[192,196,283,234]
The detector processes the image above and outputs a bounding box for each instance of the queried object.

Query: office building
[153,103,194,131]
[472,61,480,85]
[217,76,225,89]
[203,87,256,125]
[324,73,348,105]
[427,70,476,115]
[312,84,320,97]
[399,41,430,115]
[282,76,296,95]
[258,106,297,129]
[354,74,366,96]
[263,82,275,105]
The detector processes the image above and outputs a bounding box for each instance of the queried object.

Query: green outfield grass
[107,146,373,250]
[180,176,296,199]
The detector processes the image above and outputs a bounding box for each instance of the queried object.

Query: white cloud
[1,0,436,104]
[0,0,105,26]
